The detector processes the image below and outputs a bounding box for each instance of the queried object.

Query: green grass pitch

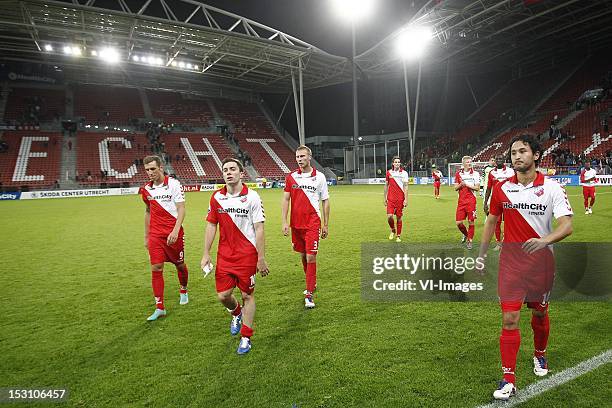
[0,185,610,407]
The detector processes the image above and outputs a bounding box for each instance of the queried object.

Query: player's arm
[144,206,150,249]
[453,173,464,191]
[402,182,408,207]
[281,191,291,236]
[167,201,185,245]
[384,182,388,205]
[483,187,492,214]
[254,222,269,276]
[201,221,217,270]
[321,199,330,239]
[467,182,480,192]
[478,214,499,256]
[523,216,573,254]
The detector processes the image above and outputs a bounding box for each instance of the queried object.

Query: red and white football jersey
[488,166,515,189]
[386,168,409,203]
[432,170,443,183]
[206,184,265,266]
[284,167,329,229]
[140,175,185,237]
[490,172,573,243]
[580,168,598,186]
[454,168,480,206]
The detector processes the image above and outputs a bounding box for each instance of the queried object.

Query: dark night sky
[197,0,423,57]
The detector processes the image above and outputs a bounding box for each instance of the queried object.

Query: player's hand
[321,225,329,239]
[144,237,148,249]
[483,204,489,215]
[475,255,487,276]
[403,200,407,208]
[257,258,269,277]
[167,230,179,246]
[522,238,548,254]
[201,255,213,277]
[384,199,387,206]
[282,223,290,236]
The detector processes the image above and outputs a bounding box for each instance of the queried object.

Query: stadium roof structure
[356,0,612,77]
[0,0,353,93]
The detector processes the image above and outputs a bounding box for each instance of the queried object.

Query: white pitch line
[476,348,612,408]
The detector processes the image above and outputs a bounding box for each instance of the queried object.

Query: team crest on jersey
[240,196,248,203]
[534,188,544,197]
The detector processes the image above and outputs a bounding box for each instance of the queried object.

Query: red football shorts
[215,259,256,294]
[582,186,595,199]
[433,181,441,188]
[498,245,555,312]
[387,201,404,217]
[291,227,320,255]
[148,230,184,265]
[455,201,477,222]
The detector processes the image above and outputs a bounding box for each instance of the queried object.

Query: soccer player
[201,158,269,355]
[432,165,443,199]
[384,156,409,241]
[281,145,330,309]
[484,154,515,250]
[478,135,573,401]
[481,157,495,197]
[140,155,189,321]
[454,156,480,249]
[580,161,597,214]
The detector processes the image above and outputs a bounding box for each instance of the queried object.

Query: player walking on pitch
[477,135,573,401]
[384,156,409,241]
[432,165,443,199]
[282,145,330,309]
[140,155,189,321]
[484,154,515,250]
[454,156,480,249]
[580,161,597,214]
[201,158,269,354]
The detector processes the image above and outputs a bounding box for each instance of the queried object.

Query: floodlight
[178,61,185,68]
[194,65,199,70]
[133,55,140,62]
[155,57,163,65]
[63,46,72,55]
[186,63,193,69]
[331,0,376,23]
[396,26,433,60]
[91,50,98,56]
[99,47,119,63]
[44,44,53,52]
[72,47,82,56]
[171,60,177,67]
[147,56,155,64]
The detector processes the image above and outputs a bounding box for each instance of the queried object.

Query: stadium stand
[161,133,233,182]
[75,132,149,185]
[74,85,144,125]
[214,99,295,178]
[3,87,65,123]
[0,131,62,189]
[147,90,214,127]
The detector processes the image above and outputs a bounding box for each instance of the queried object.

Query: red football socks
[177,264,188,291]
[230,302,242,317]
[457,223,468,236]
[531,314,550,358]
[388,217,395,232]
[468,224,475,240]
[241,324,254,338]
[152,270,165,310]
[397,220,403,236]
[306,262,317,293]
[500,328,521,384]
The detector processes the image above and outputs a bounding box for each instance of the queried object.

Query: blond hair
[296,145,312,156]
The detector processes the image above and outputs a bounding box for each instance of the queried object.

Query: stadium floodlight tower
[396,26,432,172]
[331,0,376,149]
